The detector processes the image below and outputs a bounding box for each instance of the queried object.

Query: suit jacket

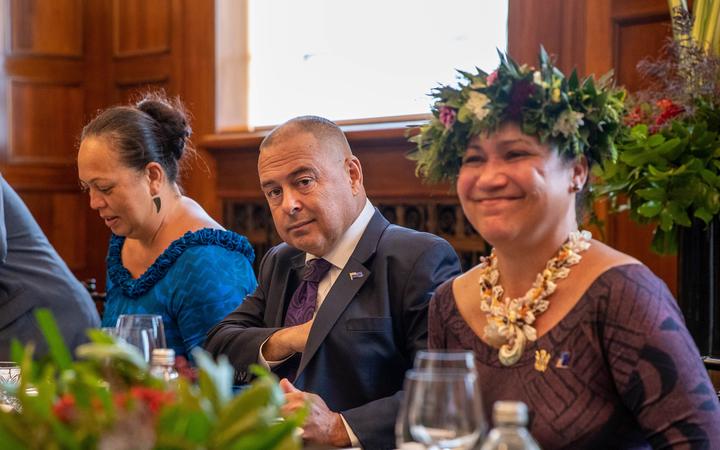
[0,177,100,359]
[205,210,461,449]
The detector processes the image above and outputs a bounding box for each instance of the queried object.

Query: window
[216,0,508,131]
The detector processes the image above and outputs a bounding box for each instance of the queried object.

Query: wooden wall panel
[613,18,671,91]
[8,81,84,163]
[116,80,170,105]
[112,0,171,57]
[20,191,87,270]
[9,0,83,57]
[0,0,216,290]
[508,0,587,75]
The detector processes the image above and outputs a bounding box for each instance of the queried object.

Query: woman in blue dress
[77,93,257,360]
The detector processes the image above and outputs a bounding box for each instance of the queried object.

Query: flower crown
[409,47,627,183]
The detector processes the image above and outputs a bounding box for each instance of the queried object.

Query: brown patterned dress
[428,264,720,449]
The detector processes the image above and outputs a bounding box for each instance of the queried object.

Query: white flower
[466,91,490,121]
[552,110,585,137]
[522,324,538,341]
[492,285,504,299]
[532,70,547,88]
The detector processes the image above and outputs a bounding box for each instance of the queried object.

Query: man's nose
[282,191,301,215]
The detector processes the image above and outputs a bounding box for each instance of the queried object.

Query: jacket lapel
[274,252,306,326]
[297,210,390,376]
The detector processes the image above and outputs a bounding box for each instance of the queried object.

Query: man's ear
[347,156,363,195]
[145,162,165,196]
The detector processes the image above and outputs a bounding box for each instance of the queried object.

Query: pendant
[498,331,526,366]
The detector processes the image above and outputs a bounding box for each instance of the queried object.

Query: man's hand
[262,320,314,361]
[280,379,351,447]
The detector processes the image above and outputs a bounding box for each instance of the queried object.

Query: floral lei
[409,47,626,184]
[480,230,592,366]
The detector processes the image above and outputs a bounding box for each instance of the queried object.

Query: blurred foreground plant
[0,309,304,450]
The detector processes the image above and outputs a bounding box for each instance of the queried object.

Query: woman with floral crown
[411,48,720,448]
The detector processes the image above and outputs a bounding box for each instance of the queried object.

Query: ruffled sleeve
[106,228,255,299]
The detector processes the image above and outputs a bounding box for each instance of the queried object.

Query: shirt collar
[306,199,374,269]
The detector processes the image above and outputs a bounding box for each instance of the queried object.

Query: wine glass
[405,369,485,450]
[115,314,167,362]
[414,350,476,373]
[396,369,429,449]
[0,362,21,412]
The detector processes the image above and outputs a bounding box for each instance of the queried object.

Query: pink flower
[486,70,499,86]
[439,106,457,129]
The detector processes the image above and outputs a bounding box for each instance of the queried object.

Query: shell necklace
[479,230,592,366]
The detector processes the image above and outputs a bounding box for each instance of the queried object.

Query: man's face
[258,131,362,256]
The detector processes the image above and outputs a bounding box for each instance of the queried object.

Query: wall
[0,0,216,288]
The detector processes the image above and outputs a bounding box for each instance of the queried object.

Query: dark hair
[260,115,350,153]
[81,92,192,184]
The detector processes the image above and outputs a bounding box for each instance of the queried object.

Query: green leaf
[637,200,663,218]
[75,340,147,371]
[654,137,682,156]
[695,207,714,224]
[629,124,649,140]
[646,133,666,147]
[651,228,678,254]
[700,169,718,186]
[226,420,301,450]
[35,308,72,371]
[659,209,674,232]
[667,201,692,227]
[193,348,234,408]
[636,187,665,201]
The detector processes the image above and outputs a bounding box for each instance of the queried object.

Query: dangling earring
[153,196,162,213]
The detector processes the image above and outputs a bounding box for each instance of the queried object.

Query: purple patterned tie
[284,258,333,327]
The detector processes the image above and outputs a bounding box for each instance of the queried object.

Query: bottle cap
[492,401,529,426]
[151,348,175,366]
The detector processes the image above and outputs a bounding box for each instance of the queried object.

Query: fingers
[281,389,307,416]
[279,378,299,393]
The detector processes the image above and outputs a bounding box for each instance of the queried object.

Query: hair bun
[135,93,192,161]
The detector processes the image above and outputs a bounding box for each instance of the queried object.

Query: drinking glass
[115,314,166,362]
[0,362,21,412]
[397,350,479,448]
[396,369,429,449]
[100,327,118,338]
[405,369,485,450]
[414,350,476,373]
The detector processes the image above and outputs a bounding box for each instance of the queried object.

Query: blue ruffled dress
[102,228,257,359]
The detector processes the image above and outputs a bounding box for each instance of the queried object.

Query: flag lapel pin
[349,271,364,280]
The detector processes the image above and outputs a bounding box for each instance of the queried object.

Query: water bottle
[480,401,541,450]
[150,348,179,383]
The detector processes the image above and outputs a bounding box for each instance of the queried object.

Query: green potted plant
[592,0,720,357]
[592,2,720,254]
[0,309,304,450]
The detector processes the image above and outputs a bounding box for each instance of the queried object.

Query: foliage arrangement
[408,47,626,183]
[0,309,304,450]
[592,2,720,254]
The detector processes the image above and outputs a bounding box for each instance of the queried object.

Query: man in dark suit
[205,116,460,449]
